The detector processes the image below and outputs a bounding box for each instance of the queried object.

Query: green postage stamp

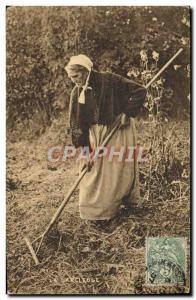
[146,237,186,285]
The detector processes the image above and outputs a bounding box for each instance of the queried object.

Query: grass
[6,115,190,295]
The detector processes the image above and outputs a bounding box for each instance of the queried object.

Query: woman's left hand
[119,113,130,129]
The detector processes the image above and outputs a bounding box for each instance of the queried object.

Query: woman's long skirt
[79,117,140,220]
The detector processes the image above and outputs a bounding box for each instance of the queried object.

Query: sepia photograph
[6,5,191,295]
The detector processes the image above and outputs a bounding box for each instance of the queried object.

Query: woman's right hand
[85,160,94,172]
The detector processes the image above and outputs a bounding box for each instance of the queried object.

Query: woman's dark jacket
[68,70,147,147]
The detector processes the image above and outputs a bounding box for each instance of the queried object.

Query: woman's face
[68,69,88,87]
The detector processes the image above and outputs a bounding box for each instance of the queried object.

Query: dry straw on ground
[6,113,190,295]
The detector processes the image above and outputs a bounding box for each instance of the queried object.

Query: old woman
[65,54,146,221]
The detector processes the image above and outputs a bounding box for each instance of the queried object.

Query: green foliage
[6,6,190,137]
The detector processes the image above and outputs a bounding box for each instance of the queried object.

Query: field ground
[6,117,190,295]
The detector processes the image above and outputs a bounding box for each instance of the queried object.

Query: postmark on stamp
[146,237,186,285]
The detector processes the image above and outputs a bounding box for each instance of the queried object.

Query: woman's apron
[78,117,140,220]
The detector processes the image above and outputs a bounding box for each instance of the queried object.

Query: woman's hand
[118,113,130,129]
[81,160,94,172]
[85,160,94,172]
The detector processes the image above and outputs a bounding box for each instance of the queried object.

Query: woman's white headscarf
[65,54,93,104]
[65,54,93,72]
